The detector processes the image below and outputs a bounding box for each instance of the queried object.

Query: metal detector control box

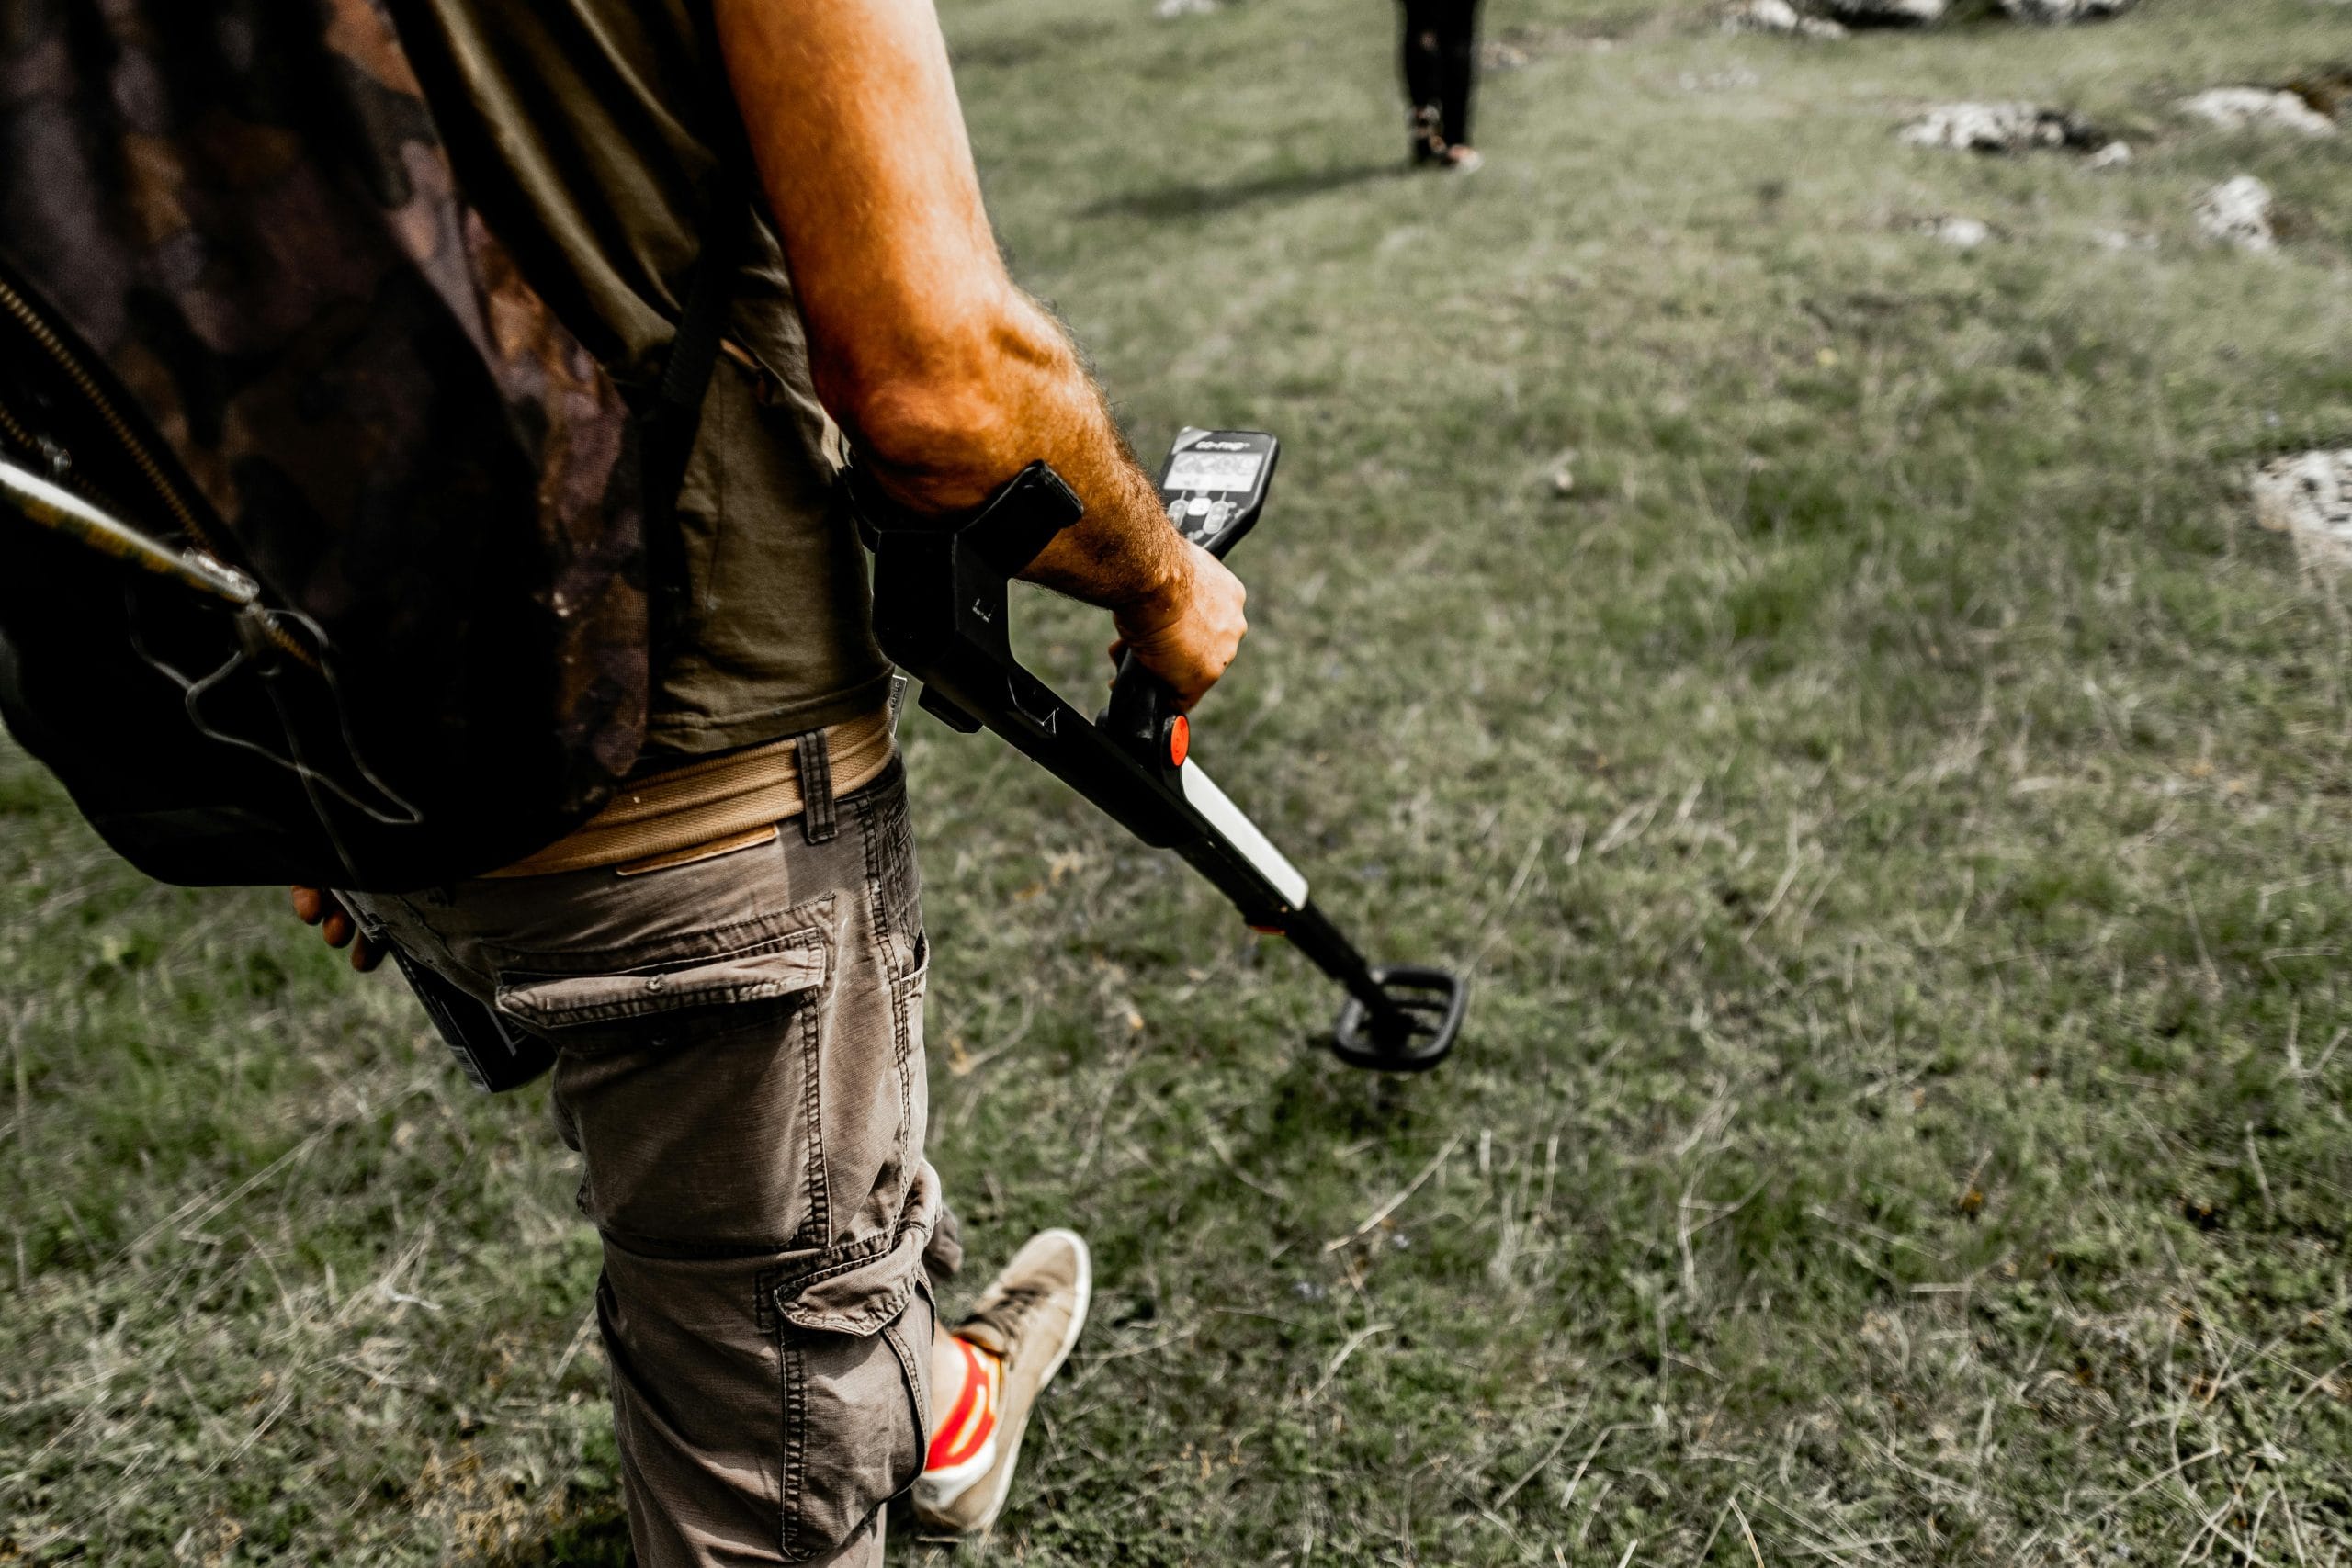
[1159,426,1277,557]
[852,431,1465,1071]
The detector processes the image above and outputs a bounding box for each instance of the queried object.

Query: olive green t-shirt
[401,0,893,761]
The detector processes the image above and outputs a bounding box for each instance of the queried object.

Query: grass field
[7,0,2352,1562]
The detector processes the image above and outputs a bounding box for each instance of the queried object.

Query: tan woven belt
[487,705,897,878]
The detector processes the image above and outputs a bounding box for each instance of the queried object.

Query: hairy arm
[711,0,1244,706]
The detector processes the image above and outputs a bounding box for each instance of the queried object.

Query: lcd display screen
[1163,449,1264,493]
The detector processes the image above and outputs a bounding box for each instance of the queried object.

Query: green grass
[7,0,2352,1561]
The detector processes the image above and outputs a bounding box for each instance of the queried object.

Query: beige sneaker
[911,1228,1091,1533]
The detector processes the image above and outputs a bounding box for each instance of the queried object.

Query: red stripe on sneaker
[924,1338,999,1472]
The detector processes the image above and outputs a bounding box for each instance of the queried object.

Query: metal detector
[853,429,1466,1071]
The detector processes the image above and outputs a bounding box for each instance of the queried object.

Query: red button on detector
[1167,714,1190,767]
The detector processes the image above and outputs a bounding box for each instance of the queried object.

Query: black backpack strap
[650,154,750,460]
[639,115,755,640]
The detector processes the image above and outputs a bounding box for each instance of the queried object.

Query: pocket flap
[767,1187,942,1337]
[496,932,825,1030]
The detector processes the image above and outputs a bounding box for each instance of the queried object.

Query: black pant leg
[1439,0,1483,147]
[1399,0,1443,114]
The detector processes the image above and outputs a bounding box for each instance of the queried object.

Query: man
[293,1,1248,1562]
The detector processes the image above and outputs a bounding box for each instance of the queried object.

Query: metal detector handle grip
[1101,649,1185,775]
[1099,495,1254,770]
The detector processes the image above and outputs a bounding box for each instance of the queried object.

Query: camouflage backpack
[0,0,741,890]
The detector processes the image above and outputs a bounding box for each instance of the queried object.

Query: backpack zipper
[0,271,315,666]
[0,272,219,553]
[0,389,37,456]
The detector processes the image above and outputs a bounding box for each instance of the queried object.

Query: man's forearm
[848,288,1187,615]
[711,0,1181,615]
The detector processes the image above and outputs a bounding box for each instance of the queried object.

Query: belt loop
[795,728,838,844]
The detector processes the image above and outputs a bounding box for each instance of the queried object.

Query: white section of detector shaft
[1176,760,1309,912]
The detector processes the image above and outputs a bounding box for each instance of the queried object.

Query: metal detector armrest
[847,461,1206,855]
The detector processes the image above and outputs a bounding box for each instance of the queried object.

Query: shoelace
[967,1282,1049,1350]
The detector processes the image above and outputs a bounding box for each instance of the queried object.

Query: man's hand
[713,0,1249,708]
[289,886,384,973]
[1110,541,1248,712]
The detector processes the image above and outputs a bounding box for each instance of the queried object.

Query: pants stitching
[792,929,832,1250]
[777,1332,808,1559]
[879,1316,928,1500]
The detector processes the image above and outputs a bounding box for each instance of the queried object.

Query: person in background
[1399,0,1485,171]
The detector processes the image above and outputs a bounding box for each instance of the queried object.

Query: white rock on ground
[1822,0,1947,24]
[1919,216,1992,248]
[2179,88,2338,137]
[2253,451,2352,561]
[1724,0,1849,39]
[2001,0,2137,19]
[1899,102,2103,154]
[2195,175,2278,252]
[2085,140,2132,167]
[1154,0,1217,17]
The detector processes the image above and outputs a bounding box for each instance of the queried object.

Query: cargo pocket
[765,1234,934,1561]
[488,914,838,1243]
[492,915,830,1035]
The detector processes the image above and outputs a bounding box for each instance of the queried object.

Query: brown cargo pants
[347,760,956,1566]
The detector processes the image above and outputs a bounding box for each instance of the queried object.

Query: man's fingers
[291,885,380,973]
